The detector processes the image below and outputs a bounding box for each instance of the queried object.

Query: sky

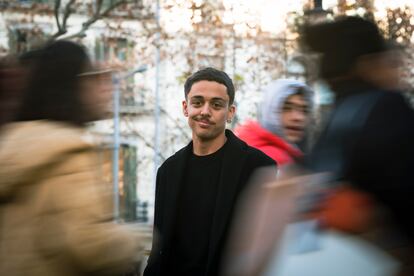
[161,0,414,34]
[222,0,304,33]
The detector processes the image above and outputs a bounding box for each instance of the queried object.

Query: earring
[227,119,232,123]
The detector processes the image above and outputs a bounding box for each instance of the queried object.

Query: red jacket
[235,120,302,166]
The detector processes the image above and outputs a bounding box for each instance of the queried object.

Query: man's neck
[192,132,227,156]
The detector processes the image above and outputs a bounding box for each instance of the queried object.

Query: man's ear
[227,104,236,123]
[182,100,189,117]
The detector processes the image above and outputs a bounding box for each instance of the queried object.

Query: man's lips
[286,126,303,132]
[195,118,213,127]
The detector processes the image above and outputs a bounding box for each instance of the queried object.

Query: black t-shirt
[166,142,227,275]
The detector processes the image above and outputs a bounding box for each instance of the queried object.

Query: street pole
[112,74,120,221]
[153,0,161,187]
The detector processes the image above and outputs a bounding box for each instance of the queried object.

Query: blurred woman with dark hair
[0,40,143,275]
[17,40,111,125]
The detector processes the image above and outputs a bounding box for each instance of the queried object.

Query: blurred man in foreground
[223,16,414,276]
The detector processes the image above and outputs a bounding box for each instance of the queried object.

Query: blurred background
[1,0,413,226]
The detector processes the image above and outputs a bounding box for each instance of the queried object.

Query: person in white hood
[236,79,314,165]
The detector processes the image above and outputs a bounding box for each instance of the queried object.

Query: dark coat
[144,130,276,276]
[308,82,414,240]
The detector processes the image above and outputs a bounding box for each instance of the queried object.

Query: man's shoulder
[158,144,190,170]
[244,143,277,167]
[227,130,277,167]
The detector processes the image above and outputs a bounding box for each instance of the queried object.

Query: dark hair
[0,55,22,128]
[184,67,235,105]
[293,86,306,97]
[302,16,387,80]
[16,40,95,125]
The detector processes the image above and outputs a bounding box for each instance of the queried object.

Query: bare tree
[51,0,154,40]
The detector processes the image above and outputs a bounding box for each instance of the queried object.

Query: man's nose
[292,109,307,120]
[200,103,211,116]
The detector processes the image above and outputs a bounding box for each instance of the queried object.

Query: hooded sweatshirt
[236,79,313,166]
[0,120,142,276]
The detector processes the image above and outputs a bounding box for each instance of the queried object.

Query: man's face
[280,94,310,144]
[183,80,235,142]
[370,50,403,91]
[356,50,403,91]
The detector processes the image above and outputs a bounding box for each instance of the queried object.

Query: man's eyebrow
[284,100,308,107]
[190,96,227,102]
[211,97,226,102]
[190,95,204,100]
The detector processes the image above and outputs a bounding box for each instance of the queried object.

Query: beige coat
[0,121,142,275]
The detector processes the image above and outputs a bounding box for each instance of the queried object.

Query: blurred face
[183,80,235,142]
[356,50,403,91]
[371,50,403,90]
[79,71,113,121]
[280,94,310,144]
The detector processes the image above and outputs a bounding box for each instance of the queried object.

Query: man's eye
[282,105,293,112]
[282,104,309,114]
[213,102,224,108]
[192,101,202,106]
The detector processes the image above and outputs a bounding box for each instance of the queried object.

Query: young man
[144,67,276,276]
[236,79,314,166]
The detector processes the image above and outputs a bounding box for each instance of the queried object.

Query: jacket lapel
[161,142,192,255]
[206,130,248,272]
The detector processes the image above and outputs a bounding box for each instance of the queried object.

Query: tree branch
[156,104,190,140]
[101,0,127,17]
[61,0,76,32]
[94,0,104,17]
[54,0,62,31]
[134,130,166,161]
[124,119,167,162]
[52,0,76,38]
[59,0,135,40]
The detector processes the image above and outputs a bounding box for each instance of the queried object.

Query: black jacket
[144,130,276,276]
[307,82,414,240]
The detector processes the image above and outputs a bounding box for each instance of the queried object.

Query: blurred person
[0,55,26,128]
[302,16,414,241]
[0,40,143,275]
[0,49,49,129]
[143,67,277,276]
[235,79,314,166]
[223,16,414,276]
